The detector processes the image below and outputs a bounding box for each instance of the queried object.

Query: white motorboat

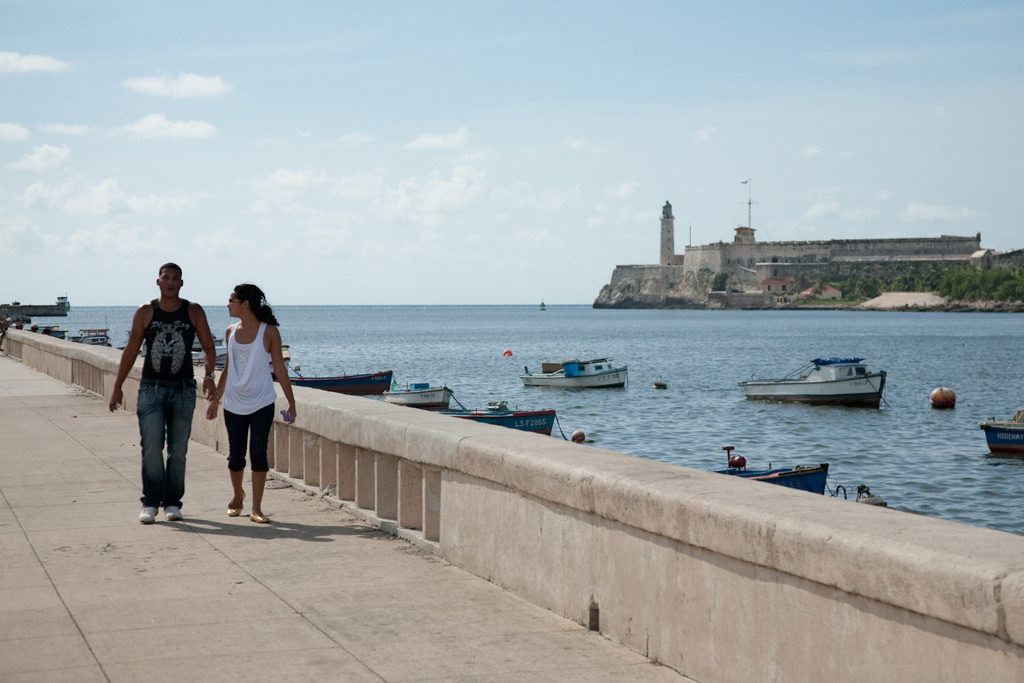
[383,383,453,409]
[520,358,627,388]
[738,357,886,407]
[69,328,110,346]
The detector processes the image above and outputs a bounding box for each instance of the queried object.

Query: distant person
[109,263,218,524]
[206,283,296,524]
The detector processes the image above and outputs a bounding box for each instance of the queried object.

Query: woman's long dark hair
[233,283,279,326]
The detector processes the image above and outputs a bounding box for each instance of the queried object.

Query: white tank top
[222,322,278,415]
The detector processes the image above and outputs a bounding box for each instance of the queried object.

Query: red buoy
[502,349,513,357]
[571,429,586,443]
[930,387,956,409]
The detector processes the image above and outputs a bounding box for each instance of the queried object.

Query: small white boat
[738,357,886,408]
[520,358,627,388]
[69,328,110,345]
[383,382,453,409]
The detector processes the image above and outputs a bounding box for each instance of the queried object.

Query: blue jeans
[137,379,196,509]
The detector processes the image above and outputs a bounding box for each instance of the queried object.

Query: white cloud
[405,127,471,150]
[122,72,232,98]
[516,185,583,212]
[0,122,31,141]
[377,165,486,226]
[805,202,840,220]
[37,123,90,135]
[24,178,206,215]
[329,169,386,201]
[123,192,208,213]
[693,126,716,144]
[116,114,216,139]
[801,145,823,158]
[900,202,984,222]
[249,168,332,214]
[64,222,166,256]
[0,51,69,73]
[501,228,561,250]
[606,181,639,198]
[840,207,878,221]
[295,129,313,138]
[334,132,375,149]
[9,144,70,172]
[564,137,586,150]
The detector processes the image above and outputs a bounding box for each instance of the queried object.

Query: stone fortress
[593,200,1023,309]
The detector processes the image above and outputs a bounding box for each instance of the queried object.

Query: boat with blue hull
[715,447,829,494]
[440,401,556,435]
[979,410,1024,455]
[287,370,394,395]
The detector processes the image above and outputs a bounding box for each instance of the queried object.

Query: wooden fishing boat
[520,358,627,388]
[383,382,453,408]
[979,409,1024,455]
[286,370,394,395]
[715,447,829,494]
[440,401,556,435]
[738,357,885,407]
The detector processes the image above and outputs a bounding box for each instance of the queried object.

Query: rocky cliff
[592,265,711,309]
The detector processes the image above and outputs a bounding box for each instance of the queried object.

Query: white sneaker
[139,507,157,524]
[164,506,182,521]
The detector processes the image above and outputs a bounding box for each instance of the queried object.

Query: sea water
[47,305,1024,535]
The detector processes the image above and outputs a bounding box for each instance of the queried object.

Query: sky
[2,1,1022,306]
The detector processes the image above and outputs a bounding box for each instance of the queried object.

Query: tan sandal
[227,490,245,517]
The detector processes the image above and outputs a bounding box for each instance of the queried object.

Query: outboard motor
[856,484,887,507]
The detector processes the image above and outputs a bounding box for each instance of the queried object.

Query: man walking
[110,263,218,523]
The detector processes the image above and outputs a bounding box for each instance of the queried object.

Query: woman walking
[207,284,296,523]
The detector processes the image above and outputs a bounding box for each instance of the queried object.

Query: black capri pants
[223,403,275,472]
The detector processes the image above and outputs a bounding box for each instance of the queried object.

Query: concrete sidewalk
[0,356,692,683]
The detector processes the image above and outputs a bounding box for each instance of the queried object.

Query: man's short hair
[159,262,182,277]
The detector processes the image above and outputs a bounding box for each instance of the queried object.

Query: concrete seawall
[6,328,1024,682]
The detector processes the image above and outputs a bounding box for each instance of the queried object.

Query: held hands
[206,400,219,421]
[202,376,217,402]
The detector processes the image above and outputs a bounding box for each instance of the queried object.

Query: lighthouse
[659,201,674,266]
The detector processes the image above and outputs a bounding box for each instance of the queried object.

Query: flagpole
[741,179,752,228]
[747,179,752,229]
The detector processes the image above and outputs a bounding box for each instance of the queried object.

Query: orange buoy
[502,349,513,357]
[930,387,956,409]
[571,429,586,443]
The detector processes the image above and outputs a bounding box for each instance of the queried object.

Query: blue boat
[440,401,556,435]
[715,447,829,494]
[287,370,394,395]
[979,409,1024,455]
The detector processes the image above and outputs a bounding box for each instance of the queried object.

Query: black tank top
[142,299,197,381]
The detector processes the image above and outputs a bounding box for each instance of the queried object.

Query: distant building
[760,277,794,304]
[798,284,842,301]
